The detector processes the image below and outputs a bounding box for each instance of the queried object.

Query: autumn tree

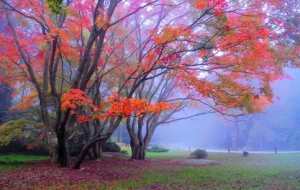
[0,0,291,169]
[0,0,162,167]
[110,0,288,159]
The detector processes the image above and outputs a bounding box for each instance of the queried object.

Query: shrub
[120,150,128,154]
[147,145,169,153]
[190,149,207,159]
[103,141,121,152]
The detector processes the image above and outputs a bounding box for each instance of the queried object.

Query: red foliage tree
[0,0,294,168]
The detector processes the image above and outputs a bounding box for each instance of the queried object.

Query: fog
[151,69,300,151]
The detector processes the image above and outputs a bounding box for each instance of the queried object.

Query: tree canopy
[0,0,297,168]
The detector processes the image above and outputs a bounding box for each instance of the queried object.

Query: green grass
[121,147,191,159]
[66,151,300,189]
[0,154,49,163]
[2,151,300,189]
[114,148,300,189]
[0,154,49,172]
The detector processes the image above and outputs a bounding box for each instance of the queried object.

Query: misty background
[120,68,300,151]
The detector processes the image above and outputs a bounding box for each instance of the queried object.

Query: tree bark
[47,130,58,164]
[73,136,107,169]
[73,118,122,169]
[57,123,70,167]
[130,130,153,160]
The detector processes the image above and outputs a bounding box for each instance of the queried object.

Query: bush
[0,140,49,155]
[190,149,207,159]
[147,145,169,153]
[120,150,128,154]
[103,141,121,152]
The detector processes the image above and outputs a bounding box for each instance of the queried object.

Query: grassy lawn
[0,154,49,172]
[122,147,191,159]
[1,151,300,189]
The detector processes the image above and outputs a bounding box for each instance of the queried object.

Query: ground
[1,148,300,189]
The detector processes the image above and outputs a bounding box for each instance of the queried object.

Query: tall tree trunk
[130,137,151,160]
[47,130,57,164]
[130,138,139,159]
[57,124,70,167]
[98,142,103,160]
[88,149,94,160]
[130,125,154,160]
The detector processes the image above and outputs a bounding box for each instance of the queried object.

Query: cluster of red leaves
[0,159,195,189]
[195,0,228,16]
[61,90,177,123]
[61,89,93,111]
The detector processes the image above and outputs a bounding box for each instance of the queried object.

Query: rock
[243,151,249,156]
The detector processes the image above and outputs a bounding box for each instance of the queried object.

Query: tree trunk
[57,124,70,167]
[47,130,57,164]
[88,149,94,160]
[73,138,99,169]
[92,142,102,160]
[73,118,122,169]
[130,130,153,160]
[98,142,103,160]
[131,141,147,160]
[130,139,139,160]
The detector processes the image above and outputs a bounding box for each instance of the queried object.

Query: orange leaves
[103,97,176,118]
[154,26,190,45]
[95,8,110,30]
[77,115,92,123]
[61,89,94,110]
[61,90,177,123]
[10,92,39,110]
[251,95,272,113]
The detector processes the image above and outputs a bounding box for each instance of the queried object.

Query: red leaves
[61,90,177,123]
[160,53,181,65]
[0,158,204,189]
[61,89,94,111]
[0,160,135,188]
[195,0,228,16]
[76,115,92,123]
[38,132,47,140]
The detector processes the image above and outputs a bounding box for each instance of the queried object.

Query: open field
[1,150,300,189]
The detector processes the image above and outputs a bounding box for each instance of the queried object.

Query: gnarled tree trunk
[73,117,122,169]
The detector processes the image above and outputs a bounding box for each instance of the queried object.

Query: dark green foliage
[190,149,207,159]
[0,119,44,146]
[147,146,169,153]
[103,141,121,152]
[0,140,49,155]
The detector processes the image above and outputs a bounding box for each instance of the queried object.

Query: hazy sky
[152,68,300,148]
